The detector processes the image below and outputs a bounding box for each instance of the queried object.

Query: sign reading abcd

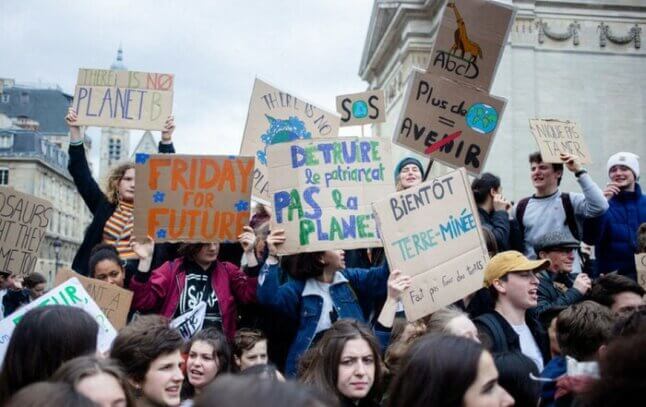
[336,90,386,127]
[372,168,489,321]
[393,70,506,175]
[133,154,254,243]
[72,68,174,130]
[268,137,394,255]
[427,0,516,92]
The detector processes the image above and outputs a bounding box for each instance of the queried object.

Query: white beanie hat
[607,152,640,178]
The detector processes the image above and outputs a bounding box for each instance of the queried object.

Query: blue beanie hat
[395,157,425,181]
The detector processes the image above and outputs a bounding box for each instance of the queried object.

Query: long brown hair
[52,355,136,407]
[300,320,383,404]
[106,162,135,204]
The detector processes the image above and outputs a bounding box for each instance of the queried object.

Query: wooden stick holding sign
[529,119,592,164]
[372,168,489,321]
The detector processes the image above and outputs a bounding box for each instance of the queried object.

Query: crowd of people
[0,107,643,406]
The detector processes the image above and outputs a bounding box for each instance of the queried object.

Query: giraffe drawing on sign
[447,1,483,63]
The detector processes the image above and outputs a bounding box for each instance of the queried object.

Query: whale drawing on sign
[257,115,311,165]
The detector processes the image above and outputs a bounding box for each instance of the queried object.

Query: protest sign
[268,137,394,255]
[55,268,133,330]
[336,90,386,127]
[0,187,53,277]
[170,301,207,341]
[529,119,591,164]
[0,277,117,362]
[133,154,254,243]
[427,0,516,92]
[240,78,341,203]
[636,254,646,291]
[72,68,174,130]
[372,168,489,321]
[393,70,506,175]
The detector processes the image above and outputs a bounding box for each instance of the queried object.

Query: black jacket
[477,207,524,252]
[68,142,175,276]
[474,310,551,365]
[2,289,30,317]
[534,270,584,317]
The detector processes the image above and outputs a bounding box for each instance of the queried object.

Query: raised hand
[387,269,412,301]
[238,226,257,253]
[560,153,583,173]
[65,107,82,142]
[161,116,175,142]
[266,229,286,257]
[130,235,155,261]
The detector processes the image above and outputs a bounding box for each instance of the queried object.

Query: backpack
[516,193,580,240]
[475,313,509,352]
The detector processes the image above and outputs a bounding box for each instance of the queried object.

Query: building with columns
[360,0,645,199]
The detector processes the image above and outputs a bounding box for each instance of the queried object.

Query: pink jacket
[130,258,257,340]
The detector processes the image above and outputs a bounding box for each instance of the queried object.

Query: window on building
[0,94,9,104]
[0,168,8,185]
[0,134,13,148]
[20,92,29,105]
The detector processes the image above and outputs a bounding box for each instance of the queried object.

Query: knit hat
[607,152,640,179]
[483,251,550,287]
[395,157,425,181]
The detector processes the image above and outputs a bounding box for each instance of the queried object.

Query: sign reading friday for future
[240,78,341,204]
[268,137,394,255]
[427,0,516,92]
[336,89,386,127]
[372,168,489,321]
[393,69,506,175]
[0,187,53,278]
[55,268,133,330]
[72,68,174,130]
[0,277,117,363]
[133,154,254,243]
[529,119,592,164]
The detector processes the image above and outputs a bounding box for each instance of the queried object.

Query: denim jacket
[257,262,389,376]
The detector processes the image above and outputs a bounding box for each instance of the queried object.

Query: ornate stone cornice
[538,19,581,45]
[598,22,641,48]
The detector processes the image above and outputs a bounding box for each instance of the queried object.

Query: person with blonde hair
[426,306,480,342]
[66,108,176,277]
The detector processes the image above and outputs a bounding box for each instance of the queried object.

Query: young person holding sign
[256,229,390,377]
[66,108,176,277]
[129,228,258,340]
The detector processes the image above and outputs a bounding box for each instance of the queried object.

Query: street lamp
[53,238,62,274]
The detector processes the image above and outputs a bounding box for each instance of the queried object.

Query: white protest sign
[0,278,117,362]
[336,90,386,127]
[372,168,489,321]
[170,301,207,341]
[268,137,394,255]
[529,119,592,164]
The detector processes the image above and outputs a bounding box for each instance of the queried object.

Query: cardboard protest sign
[171,301,207,341]
[268,137,394,255]
[55,268,133,330]
[529,119,591,164]
[0,187,53,277]
[427,0,516,92]
[336,90,386,127]
[372,168,489,321]
[72,68,173,130]
[0,277,117,362]
[636,254,646,291]
[133,154,254,243]
[240,78,341,203]
[393,70,506,175]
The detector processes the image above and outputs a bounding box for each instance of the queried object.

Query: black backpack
[516,193,580,240]
[475,313,509,352]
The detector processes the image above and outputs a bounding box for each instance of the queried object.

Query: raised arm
[65,108,108,214]
[158,115,176,154]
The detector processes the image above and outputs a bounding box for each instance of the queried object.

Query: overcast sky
[0,0,374,167]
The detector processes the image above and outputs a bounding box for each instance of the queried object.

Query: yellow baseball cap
[483,251,550,287]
